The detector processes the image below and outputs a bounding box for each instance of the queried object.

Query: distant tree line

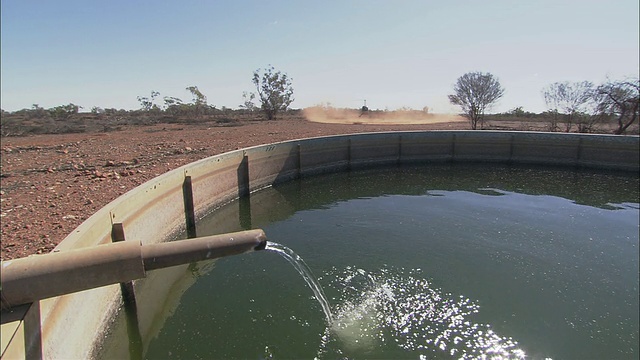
[449,71,639,134]
[7,103,82,121]
[2,67,637,136]
[2,65,295,122]
[0,66,296,137]
[129,65,294,121]
[130,85,217,118]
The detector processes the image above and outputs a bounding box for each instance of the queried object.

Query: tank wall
[350,133,401,167]
[511,132,581,165]
[453,131,513,161]
[2,131,638,359]
[299,136,350,175]
[400,132,455,162]
[186,150,247,219]
[579,135,640,169]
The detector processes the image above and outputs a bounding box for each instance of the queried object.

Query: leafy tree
[499,106,537,119]
[90,106,105,115]
[595,78,639,135]
[30,104,47,119]
[251,65,294,120]
[163,96,183,108]
[48,103,81,120]
[239,91,257,111]
[137,90,160,112]
[448,71,505,130]
[185,86,206,105]
[542,81,595,132]
[137,96,151,111]
[163,96,184,115]
[185,86,212,116]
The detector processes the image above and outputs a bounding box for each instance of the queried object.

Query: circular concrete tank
[1,131,638,359]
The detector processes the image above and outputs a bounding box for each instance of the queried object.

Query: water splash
[317,266,528,359]
[264,244,528,358]
[265,242,334,324]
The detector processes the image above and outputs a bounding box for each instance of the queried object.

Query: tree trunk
[265,109,275,120]
[615,112,637,135]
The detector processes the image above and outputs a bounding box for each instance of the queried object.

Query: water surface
[143,164,639,359]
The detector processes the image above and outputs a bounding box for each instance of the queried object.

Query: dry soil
[1,115,470,260]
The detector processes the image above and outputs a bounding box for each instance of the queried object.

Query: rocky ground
[1,115,472,260]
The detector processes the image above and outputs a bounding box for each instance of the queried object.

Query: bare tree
[251,65,294,120]
[596,78,639,135]
[542,81,594,132]
[448,72,505,130]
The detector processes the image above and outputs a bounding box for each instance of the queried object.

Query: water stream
[265,242,526,358]
[265,242,334,324]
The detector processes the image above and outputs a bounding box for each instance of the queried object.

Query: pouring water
[265,242,334,324]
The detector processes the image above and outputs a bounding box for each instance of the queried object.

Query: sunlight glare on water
[317,266,527,359]
[138,164,637,359]
[265,242,526,358]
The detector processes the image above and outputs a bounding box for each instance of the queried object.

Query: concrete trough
[1,131,638,359]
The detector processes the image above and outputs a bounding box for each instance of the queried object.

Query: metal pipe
[142,229,267,270]
[1,229,267,310]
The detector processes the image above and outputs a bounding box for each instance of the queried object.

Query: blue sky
[1,0,638,113]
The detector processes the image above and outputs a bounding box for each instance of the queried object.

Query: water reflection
[269,163,639,213]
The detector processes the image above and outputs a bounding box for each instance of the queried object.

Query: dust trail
[303,106,465,125]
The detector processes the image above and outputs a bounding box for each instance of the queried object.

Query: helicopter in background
[359,99,369,117]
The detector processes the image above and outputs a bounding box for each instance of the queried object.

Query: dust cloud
[303,106,465,125]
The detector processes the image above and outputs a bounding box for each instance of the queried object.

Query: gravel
[0,116,468,260]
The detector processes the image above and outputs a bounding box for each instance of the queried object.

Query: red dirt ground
[1,116,471,260]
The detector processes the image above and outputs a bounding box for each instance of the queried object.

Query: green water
[143,164,639,359]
